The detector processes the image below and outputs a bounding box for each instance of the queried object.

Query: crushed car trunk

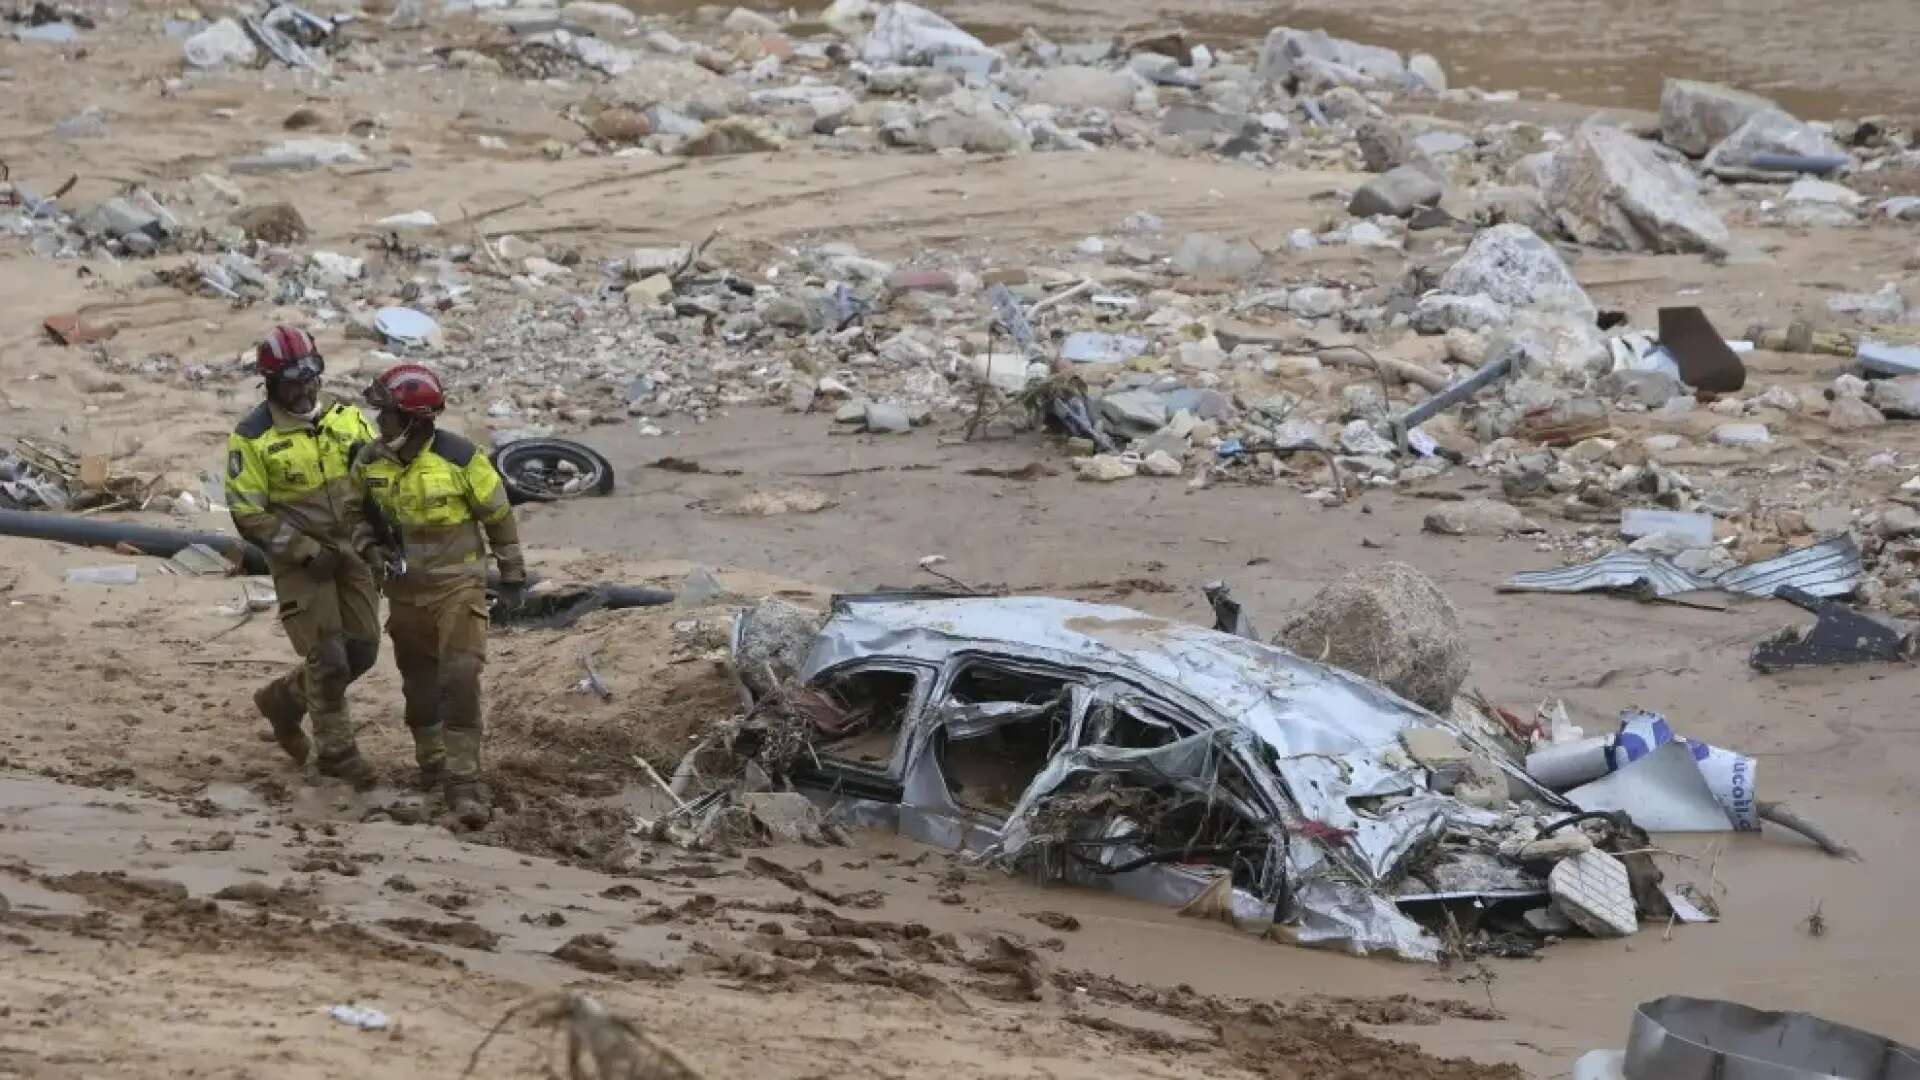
[727,594,1546,962]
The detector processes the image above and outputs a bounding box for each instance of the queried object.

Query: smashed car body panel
[746,594,1513,961]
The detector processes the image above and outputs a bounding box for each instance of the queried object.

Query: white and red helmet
[255,324,322,379]
[365,363,447,417]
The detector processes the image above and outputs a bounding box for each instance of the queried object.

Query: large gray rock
[1408,53,1447,93]
[1869,376,1920,419]
[918,90,1030,152]
[1659,79,1777,157]
[1413,293,1510,334]
[1021,65,1137,111]
[1829,394,1888,431]
[184,17,257,69]
[592,58,749,119]
[1546,123,1730,255]
[1423,498,1541,537]
[1288,286,1347,319]
[679,117,786,156]
[864,401,911,433]
[1438,224,1595,320]
[1600,368,1684,407]
[1356,119,1416,173]
[1277,562,1470,712]
[1508,150,1559,191]
[734,598,829,699]
[1257,27,1407,89]
[1827,282,1907,322]
[1472,184,1559,237]
[1170,231,1264,279]
[1490,309,1610,379]
[861,1,996,66]
[1162,106,1253,140]
[1349,164,1443,218]
[1703,108,1847,177]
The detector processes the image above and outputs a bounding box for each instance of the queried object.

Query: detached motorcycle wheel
[490,438,616,505]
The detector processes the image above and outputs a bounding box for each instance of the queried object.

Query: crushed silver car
[724,592,1546,962]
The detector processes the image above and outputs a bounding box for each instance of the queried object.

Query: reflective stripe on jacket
[352,430,525,600]
[225,398,375,571]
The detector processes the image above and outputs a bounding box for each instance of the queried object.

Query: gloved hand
[494,579,527,615]
[304,545,342,579]
[360,545,403,583]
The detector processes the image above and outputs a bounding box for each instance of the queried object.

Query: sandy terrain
[5,0,1920,1076]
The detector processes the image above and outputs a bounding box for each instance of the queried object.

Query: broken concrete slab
[864,402,911,433]
[1710,422,1771,447]
[861,1,996,67]
[1161,105,1252,140]
[1547,123,1730,255]
[1704,108,1848,178]
[1020,65,1137,110]
[1422,499,1542,537]
[1548,850,1637,938]
[1170,232,1264,279]
[1098,389,1170,432]
[1659,78,1776,157]
[1257,26,1408,89]
[592,57,751,119]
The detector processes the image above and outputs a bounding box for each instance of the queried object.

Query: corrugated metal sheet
[1503,535,1862,600]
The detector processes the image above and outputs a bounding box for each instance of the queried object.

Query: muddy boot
[411,724,447,792]
[444,781,492,830]
[316,748,379,792]
[253,682,309,765]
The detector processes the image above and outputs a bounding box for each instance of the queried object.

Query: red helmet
[256,324,322,379]
[366,363,447,417]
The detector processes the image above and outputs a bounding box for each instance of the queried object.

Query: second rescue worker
[352,364,526,828]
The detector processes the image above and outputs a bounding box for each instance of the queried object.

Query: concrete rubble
[3,2,1919,636]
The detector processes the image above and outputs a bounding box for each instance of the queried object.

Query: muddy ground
[5,0,1920,1076]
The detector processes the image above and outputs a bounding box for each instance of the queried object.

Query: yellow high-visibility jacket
[351,430,524,600]
[225,398,375,572]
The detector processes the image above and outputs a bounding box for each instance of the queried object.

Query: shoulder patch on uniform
[430,430,478,467]
[233,402,273,439]
[227,450,245,479]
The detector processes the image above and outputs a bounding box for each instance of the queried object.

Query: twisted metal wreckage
[708,581,1857,961]
[719,593,1587,961]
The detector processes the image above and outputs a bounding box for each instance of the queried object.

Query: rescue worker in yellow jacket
[226,325,382,787]
[351,363,525,828]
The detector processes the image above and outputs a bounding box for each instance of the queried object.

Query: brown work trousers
[387,582,490,784]
[259,554,380,761]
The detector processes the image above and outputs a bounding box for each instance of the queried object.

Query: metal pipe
[1390,352,1515,449]
[1745,153,1850,176]
[0,509,268,574]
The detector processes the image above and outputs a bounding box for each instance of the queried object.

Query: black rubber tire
[489,438,615,505]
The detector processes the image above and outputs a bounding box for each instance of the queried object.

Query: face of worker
[270,371,320,416]
[380,406,437,447]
